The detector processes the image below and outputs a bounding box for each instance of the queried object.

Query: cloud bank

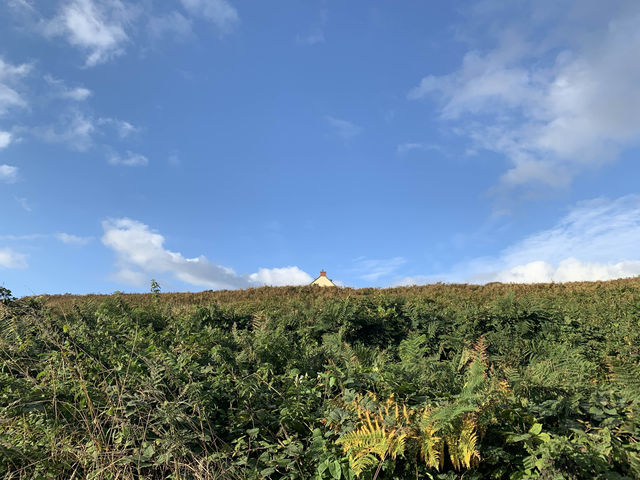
[101,218,313,289]
[398,195,640,285]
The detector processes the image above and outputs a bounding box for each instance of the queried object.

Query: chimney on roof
[320,270,327,277]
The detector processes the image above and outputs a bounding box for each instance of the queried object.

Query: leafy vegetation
[1,279,640,479]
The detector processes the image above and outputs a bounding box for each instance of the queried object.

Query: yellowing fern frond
[418,420,442,470]
[336,394,483,476]
[337,395,410,477]
[445,416,480,470]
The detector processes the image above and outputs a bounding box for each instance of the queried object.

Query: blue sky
[2,0,640,296]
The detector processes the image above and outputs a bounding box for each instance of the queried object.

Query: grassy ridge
[1,280,640,479]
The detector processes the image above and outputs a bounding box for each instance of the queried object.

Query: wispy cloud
[0,165,19,183]
[31,112,137,152]
[43,0,138,67]
[409,2,640,189]
[482,195,640,282]
[325,115,363,139]
[12,0,240,66]
[396,142,443,155]
[179,0,239,34]
[0,57,31,116]
[296,8,327,45]
[297,30,324,45]
[352,256,407,282]
[14,196,31,212]
[107,150,148,167]
[6,0,36,13]
[34,111,96,151]
[102,218,312,289]
[55,232,93,245]
[147,11,193,42]
[0,247,27,269]
[0,57,142,163]
[98,117,138,138]
[168,151,181,166]
[0,232,92,245]
[0,57,137,161]
[44,75,91,101]
[0,234,43,241]
[397,195,640,285]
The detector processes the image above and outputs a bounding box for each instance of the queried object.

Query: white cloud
[0,232,91,245]
[398,195,640,285]
[497,196,640,267]
[115,120,136,138]
[0,82,26,113]
[55,232,92,245]
[108,150,148,167]
[64,87,92,101]
[0,58,32,82]
[491,258,640,283]
[179,0,239,33]
[101,218,312,289]
[409,2,640,188]
[0,165,19,183]
[44,75,92,101]
[325,115,363,139]
[0,57,31,116]
[0,234,43,241]
[36,111,95,151]
[13,1,237,66]
[98,117,138,138]
[397,142,443,155]
[44,0,135,66]
[0,132,12,149]
[0,247,27,269]
[14,196,31,212]
[7,0,36,12]
[148,11,193,41]
[248,267,313,286]
[397,143,424,154]
[32,114,138,153]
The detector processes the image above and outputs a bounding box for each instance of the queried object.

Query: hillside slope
[2,280,640,479]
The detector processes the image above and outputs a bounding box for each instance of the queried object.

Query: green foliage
[0,286,14,305]
[150,278,162,295]
[1,280,640,478]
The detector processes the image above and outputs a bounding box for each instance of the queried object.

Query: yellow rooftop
[310,270,336,287]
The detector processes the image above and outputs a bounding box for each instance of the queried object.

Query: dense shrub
[1,280,639,479]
